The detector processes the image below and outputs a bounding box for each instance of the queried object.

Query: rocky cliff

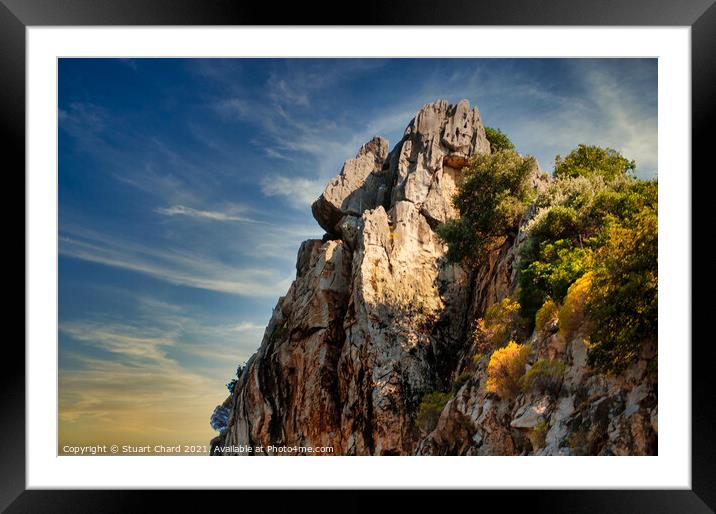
[210,99,657,456]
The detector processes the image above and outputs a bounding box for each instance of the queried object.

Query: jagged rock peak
[311,99,490,236]
[406,98,489,158]
[311,136,389,236]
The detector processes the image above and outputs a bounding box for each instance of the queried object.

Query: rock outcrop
[210,99,657,456]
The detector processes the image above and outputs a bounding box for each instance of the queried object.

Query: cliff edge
[210,99,656,456]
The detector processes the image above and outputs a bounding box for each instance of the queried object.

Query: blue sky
[57,58,657,447]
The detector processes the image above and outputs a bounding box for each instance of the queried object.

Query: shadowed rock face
[212,99,657,456]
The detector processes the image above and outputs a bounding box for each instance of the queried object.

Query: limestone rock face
[212,99,657,457]
[311,136,390,236]
[390,99,490,227]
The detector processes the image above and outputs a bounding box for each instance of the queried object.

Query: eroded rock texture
[212,99,656,456]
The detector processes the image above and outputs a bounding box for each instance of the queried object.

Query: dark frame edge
[0,0,26,512]
[691,0,716,510]
[6,0,715,511]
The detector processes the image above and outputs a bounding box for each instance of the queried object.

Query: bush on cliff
[473,296,522,353]
[586,206,658,373]
[522,358,565,396]
[443,142,657,375]
[554,144,635,181]
[486,341,531,399]
[518,240,593,321]
[417,391,452,433]
[516,146,656,334]
[530,418,549,451]
[558,272,593,340]
[485,127,515,153]
[437,150,536,264]
[534,298,559,332]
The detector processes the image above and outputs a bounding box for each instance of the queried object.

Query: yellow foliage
[474,296,521,353]
[486,341,530,399]
[558,272,592,340]
[535,298,559,332]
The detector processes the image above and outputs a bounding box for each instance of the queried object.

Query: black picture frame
[5,0,713,511]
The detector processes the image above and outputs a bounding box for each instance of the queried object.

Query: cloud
[60,225,294,297]
[212,97,251,120]
[60,320,175,362]
[229,321,265,334]
[269,79,310,107]
[59,101,108,134]
[259,175,324,209]
[59,351,222,445]
[58,292,267,447]
[155,205,265,224]
[264,147,292,161]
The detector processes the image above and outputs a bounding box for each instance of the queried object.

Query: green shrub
[554,144,635,181]
[534,298,559,332]
[518,240,593,323]
[530,418,549,451]
[522,359,565,396]
[528,206,582,247]
[437,150,536,264]
[485,127,515,153]
[586,206,657,374]
[416,391,452,433]
[486,341,531,399]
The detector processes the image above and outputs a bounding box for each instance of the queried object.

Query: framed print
[5,0,714,511]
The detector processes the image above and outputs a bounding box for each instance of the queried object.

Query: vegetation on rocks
[417,391,452,433]
[437,150,536,264]
[485,127,515,153]
[557,272,593,340]
[534,298,559,332]
[486,341,531,399]
[530,418,549,451]
[554,144,635,180]
[442,142,657,375]
[472,296,523,354]
[522,358,565,396]
[586,206,658,373]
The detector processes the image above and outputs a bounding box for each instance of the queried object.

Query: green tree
[554,144,635,181]
[586,206,658,373]
[485,127,515,153]
[437,150,536,264]
[518,239,593,323]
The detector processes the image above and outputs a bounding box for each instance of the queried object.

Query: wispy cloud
[61,320,175,362]
[60,225,293,297]
[212,97,251,120]
[229,321,265,334]
[59,295,265,444]
[59,342,223,445]
[259,175,325,209]
[155,205,265,224]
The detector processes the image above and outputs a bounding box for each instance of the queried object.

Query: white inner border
[27,27,691,489]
